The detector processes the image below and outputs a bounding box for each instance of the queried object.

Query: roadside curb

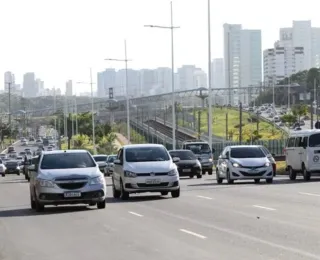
[1,140,20,154]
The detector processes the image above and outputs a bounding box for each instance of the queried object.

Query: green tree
[281,114,296,127]
[292,104,308,121]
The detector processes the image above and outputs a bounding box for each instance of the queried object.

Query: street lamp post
[144,1,180,149]
[105,40,131,143]
[207,0,213,150]
[77,68,97,154]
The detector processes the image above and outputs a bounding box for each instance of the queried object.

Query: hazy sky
[1,0,320,94]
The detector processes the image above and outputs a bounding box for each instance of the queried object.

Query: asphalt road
[1,144,320,259]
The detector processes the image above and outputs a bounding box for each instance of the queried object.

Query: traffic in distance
[2,128,320,212]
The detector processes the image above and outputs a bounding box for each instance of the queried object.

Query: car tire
[288,166,296,181]
[227,170,234,184]
[171,188,180,198]
[216,169,223,184]
[266,178,273,184]
[189,174,194,179]
[120,180,129,200]
[1,173,5,177]
[112,178,121,199]
[97,200,106,209]
[202,170,206,175]
[35,198,44,212]
[30,195,36,210]
[161,191,168,196]
[208,169,213,175]
[197,174,202,179]
[17,172,20,176]
[254,179,260,184]
[302,164,311,181]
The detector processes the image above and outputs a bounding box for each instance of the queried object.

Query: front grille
[241,165,265,169]
[136,172,168,177]
[137,182,169,188]
[56,182,87,190]
[240,171,266,177]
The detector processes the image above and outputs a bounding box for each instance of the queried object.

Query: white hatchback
[112,144,180,200]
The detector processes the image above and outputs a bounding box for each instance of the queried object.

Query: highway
[1,142,320,259]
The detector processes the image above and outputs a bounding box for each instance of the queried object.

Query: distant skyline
[1,0,320,93]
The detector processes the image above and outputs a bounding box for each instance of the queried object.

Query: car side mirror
[28,165,36,171]
[212,148,215,153]
[221,155,228,159]
[172,157,180,163]
[114,159,122,165]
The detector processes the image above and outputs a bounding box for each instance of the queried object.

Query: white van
[112,144,180,200]
[285,129,320,181]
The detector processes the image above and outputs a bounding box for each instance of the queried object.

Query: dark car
[23,156,39,181]
[169,150,202,179]
[5,160,21,175]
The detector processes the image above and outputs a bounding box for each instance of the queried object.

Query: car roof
[123,144,165,149]
[169,150,191,152]
[41,149,90,155]
[93,154,107,156]
[228,145,262,149]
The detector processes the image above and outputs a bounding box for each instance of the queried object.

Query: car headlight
[89,175,105,185]
[265,162,270,167]
[232,163,241,167]
[36,179,54,187]
[124,171,136,178]
[208,158,213,162]
[168,169,178,176]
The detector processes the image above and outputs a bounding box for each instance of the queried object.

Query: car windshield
[230,147,265,158]
[6,161,18,166]
[309,133,320,147]
[107,155,117,162]
[93,156,107,162]
[185,143,211,154]
[169,150,196,160]
[40,153,96,169]
[125,147,170,162]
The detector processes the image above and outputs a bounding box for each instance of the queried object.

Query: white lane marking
[128,211,143,217]
[252,205,276,211]
[180,229,206,239]
[197,195,213,200]
[299,192,320,197]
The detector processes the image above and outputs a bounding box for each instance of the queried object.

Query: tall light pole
[105,40,131,143]
[77,68,97,154]
[144,1,180,149]
[53,87,57,138]
[207,0,213,150]
[5,81,12,143]
[74,96,78,135]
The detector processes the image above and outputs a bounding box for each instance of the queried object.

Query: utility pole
[239,102,243,144]
[5,81,12,144]
[226,113,228,140]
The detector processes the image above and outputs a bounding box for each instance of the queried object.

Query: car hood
[126,161,174,173]
[39,167,100,180]
[231,157,268,167]
[96,161,107,166]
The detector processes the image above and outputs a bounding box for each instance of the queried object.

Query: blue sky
[1,0,319,94]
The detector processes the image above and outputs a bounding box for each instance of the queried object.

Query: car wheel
[202,170,206,175]
[189,174,194,178]
[216,169,223,184]
[266,178,273,183]
[254,179,260,184]
[17,172,20,176]
[97,200,106,209]
[112,178,121,199]
[1,173,5,177]
[227,170,234,184]
[120,180,129,200]
[288,166,296,181]
[197,174,202,179]
[171,188,180,198]
[161,191,168,196]
[208,169,213,175]
[302,164,311,181]
[35,197,44,212]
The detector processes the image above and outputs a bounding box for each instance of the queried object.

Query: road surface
[1,143,320,260]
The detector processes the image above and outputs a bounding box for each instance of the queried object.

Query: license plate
[249,169,258,173]
[64,192,81,198]
[145,179,161,184]
[182,169,191,172]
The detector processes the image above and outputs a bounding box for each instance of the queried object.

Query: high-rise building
[65,80,73,96]
[4,71,15,92]
[97,69,117,97]
[35,78,44,96]
[223,24,262,105]
[263,43,304,86]
[139,69,156,96]
[116,69,140,97]
[177,65,197,91]
[154,67,172,94]
[212,58,224,89]
[279,20,320,69]
[23,72,36,97]
[194,68,207,88]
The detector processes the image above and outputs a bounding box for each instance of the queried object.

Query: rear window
[93,156,107,162]
[40,153,96,169]
[309,133,320,147]
[169,150,196,160]
[107,155,117,162]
